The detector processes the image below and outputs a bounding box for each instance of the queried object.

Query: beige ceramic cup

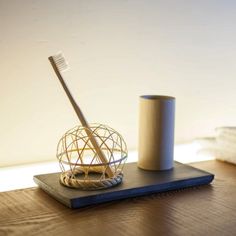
[138,95,175,171]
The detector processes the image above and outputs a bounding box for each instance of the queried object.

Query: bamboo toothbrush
[48,53,114,178]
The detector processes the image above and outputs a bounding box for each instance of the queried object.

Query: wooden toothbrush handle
[49,57,114,178]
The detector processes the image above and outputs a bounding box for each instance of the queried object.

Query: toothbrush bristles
[52,52,69,72]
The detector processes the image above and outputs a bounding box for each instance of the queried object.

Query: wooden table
[0,160,235,236]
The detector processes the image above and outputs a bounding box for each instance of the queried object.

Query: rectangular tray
[34,162,214,209]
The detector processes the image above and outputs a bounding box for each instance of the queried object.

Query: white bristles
[52,52,69,72]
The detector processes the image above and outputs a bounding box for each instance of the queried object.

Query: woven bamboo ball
[57,124,128,190]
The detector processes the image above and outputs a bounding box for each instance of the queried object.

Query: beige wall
[1,0,236,166]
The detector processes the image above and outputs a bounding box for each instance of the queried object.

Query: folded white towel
[196,127,236,165]
[215,127,236,164]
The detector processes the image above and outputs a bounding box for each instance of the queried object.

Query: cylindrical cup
[138,95,175,171]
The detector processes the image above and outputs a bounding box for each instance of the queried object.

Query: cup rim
[140,95,175,100]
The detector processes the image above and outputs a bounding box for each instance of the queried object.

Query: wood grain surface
[0,160,236,236]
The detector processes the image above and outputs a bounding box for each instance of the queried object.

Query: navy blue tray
[33,162,214,209]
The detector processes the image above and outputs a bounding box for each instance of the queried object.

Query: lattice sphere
[57,124,128,190]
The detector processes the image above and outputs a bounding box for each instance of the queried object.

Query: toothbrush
[48,53,114,178]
